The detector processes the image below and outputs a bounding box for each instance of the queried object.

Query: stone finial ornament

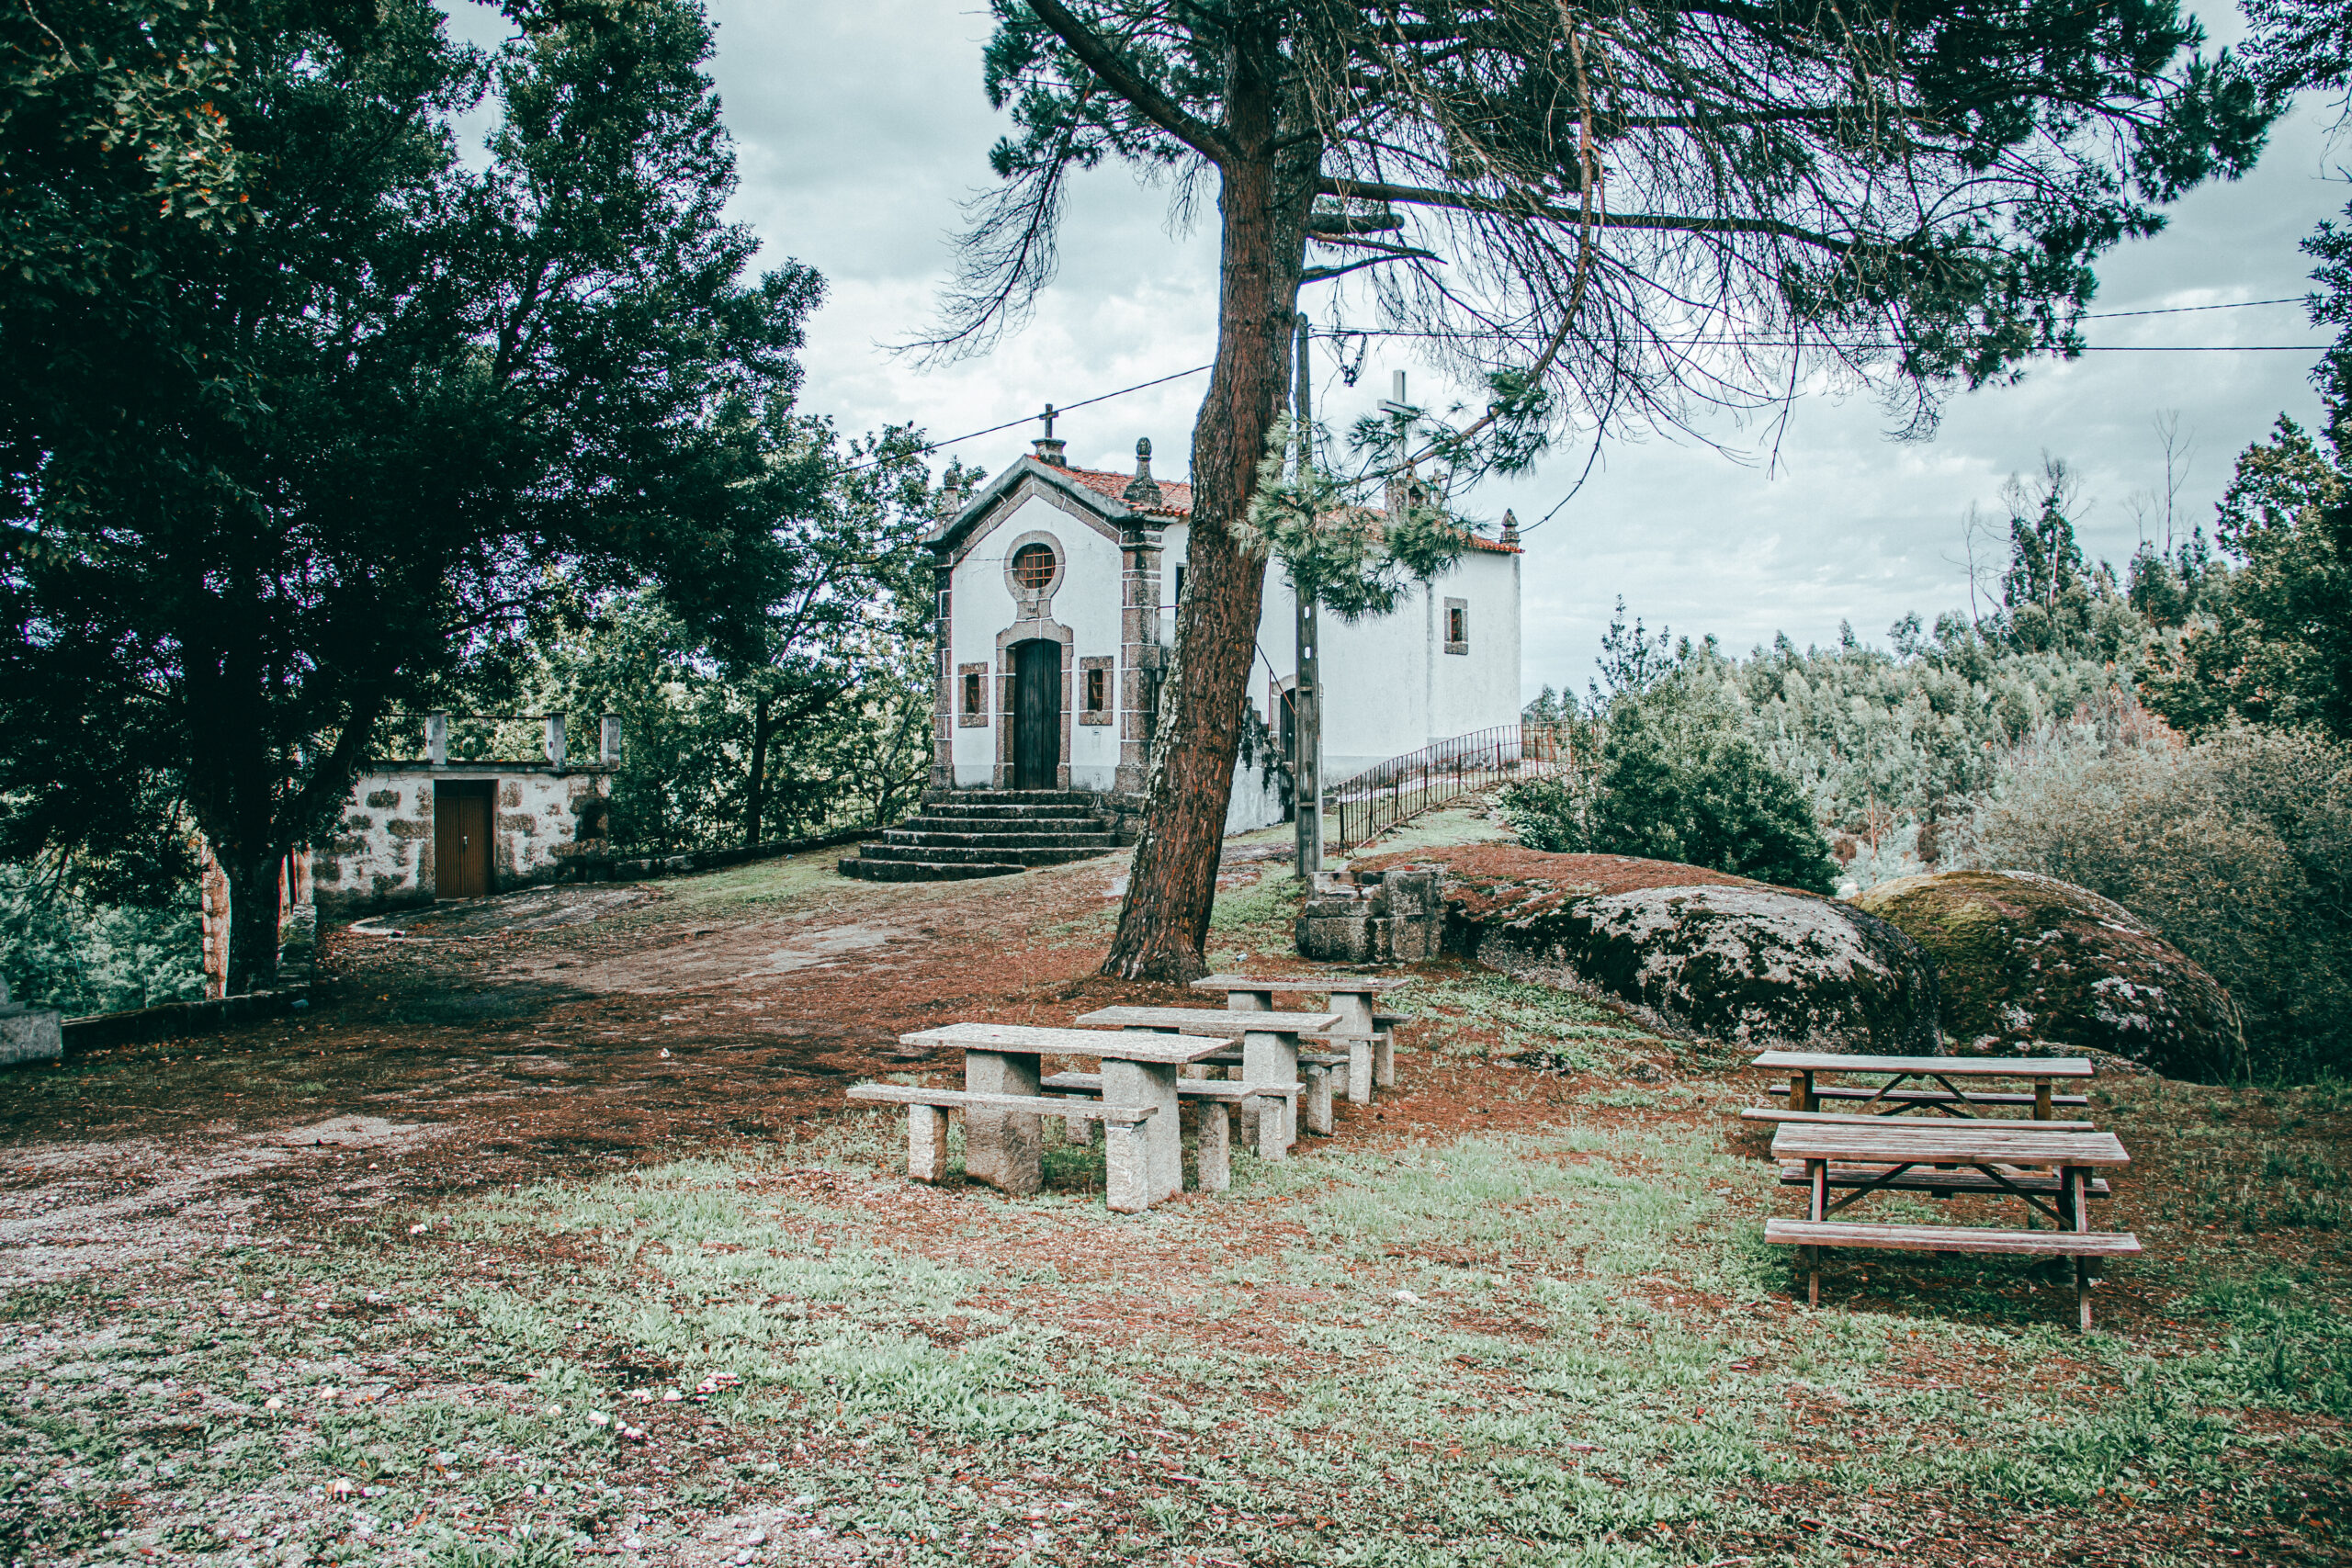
[1499,509,1521,546]
[1123,437,1164,507]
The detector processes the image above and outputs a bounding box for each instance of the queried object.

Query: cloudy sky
[691,1,2343,699]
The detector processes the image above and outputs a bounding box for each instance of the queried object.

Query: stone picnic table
[1191,974,1410,1100]
[1751,1050,2095,1122]
[1766,1120,2139,1328]
[889,1022,1235,1209]
[1075,1006,1340,1149]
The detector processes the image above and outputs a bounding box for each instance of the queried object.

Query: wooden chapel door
[1012,640,1061,790]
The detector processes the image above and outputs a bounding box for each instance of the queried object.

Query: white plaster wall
[1240,547,1523,783]
[946,495,1127,789]
[1430,547,1525,746]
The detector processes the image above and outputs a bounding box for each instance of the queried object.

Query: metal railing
[1321,723,1577,855]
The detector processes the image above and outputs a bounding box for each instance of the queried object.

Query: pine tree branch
[1317,175,1853,254]
[1025,0,1242,166]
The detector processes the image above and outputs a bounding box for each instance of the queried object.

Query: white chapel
[922,424,1523,816]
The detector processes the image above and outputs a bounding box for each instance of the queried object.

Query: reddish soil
[1351,845,1801,920]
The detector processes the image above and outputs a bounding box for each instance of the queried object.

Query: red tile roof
[1061,463,1193,519]
[1046,458,1520,552]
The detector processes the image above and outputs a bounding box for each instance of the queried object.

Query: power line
[843,362,1213,471]
[2082,296,2303,319]
[854,305,2325,472]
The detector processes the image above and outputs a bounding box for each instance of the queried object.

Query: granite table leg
[1102,1056,1184,1203]
[963,1049,1043,1196]
[1241,1029,1300,1150]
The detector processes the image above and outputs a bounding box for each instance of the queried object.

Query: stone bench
[845,1085,1159,1213]
[1041,1074,1302,1191]
[1182,1047,1349,1134]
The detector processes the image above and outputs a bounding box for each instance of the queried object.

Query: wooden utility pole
[1292,311,1322,879]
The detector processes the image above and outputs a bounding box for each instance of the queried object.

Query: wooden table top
[1750,1050,2096,1079]
[1770,1122,2130,1167]
[1075,1006,1341,1034]
[899,1023,1234,1065]
[1191,974,1411,996]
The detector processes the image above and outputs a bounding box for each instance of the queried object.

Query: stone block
[906,1104,948,1182]
[0,981,62,1066]
[365,789,401,808]
[1298,913,1382,964]
[1103,1121,1152,1213]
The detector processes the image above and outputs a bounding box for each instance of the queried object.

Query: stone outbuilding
[310,713,620,916]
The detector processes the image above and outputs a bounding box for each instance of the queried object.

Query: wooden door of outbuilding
[434,781,493,899]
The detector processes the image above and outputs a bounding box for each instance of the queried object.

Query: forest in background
[1514,400,2352,1081]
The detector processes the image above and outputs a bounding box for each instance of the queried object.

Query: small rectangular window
[1172,565,1185,607]
[1443,597,1470,655]
[963,671,983,713]
[1078,655,1115,724]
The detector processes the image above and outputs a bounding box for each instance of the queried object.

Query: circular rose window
[1011,542,1057,591]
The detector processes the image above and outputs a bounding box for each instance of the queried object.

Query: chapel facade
[924,430,1523,806]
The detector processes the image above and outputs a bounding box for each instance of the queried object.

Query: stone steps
[881,827,1116,849]
[857,842,1114,866]
[837,790,1124,882]
[837,858,1023,883]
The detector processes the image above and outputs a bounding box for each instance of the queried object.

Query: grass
[9,944,2352,1565]
[10,1092,2347,1567]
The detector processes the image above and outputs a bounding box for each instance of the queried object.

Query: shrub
[1502,676,1839,894]
[1957,714,2352,1080]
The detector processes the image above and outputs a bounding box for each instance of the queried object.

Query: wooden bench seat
[1770,1083,2090,1110]
[1767,1213,2138,1329]
[1765,1218,2140,1257]
[847,1083,1161,1207]
[1741,1107,2096,1131]
[1777,1161,2111,1199]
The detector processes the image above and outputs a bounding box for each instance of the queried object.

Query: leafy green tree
[1999,458,2094,649]
[514,435,954,854]
[1503,674,1839,893]
[0,0,823,991]
[2142,414,2351,737]
[949,0,2271,980]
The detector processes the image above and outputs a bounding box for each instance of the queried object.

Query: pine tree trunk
[222,848,283,996]
[1102,36,1319,982]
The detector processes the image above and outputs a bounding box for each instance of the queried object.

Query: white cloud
[708,0,2344,698]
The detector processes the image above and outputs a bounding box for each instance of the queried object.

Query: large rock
[1854,870,2244,1081]
[1348,846,1939,1053]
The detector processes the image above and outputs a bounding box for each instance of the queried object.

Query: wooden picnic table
[1752,1050,2095,1121]
[1074,1006,1338,1152]
[1767,1120,2137,1327]
[1192,974,1409,1097]
[899,1022,1233,1207]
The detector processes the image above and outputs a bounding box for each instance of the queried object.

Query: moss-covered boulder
[1854,870,2243,1080]
[1354,846,1939,1052]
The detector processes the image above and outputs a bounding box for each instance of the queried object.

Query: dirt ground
[1,830,2347,1568]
